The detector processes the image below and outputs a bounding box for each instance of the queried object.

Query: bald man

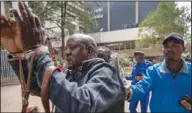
[6,34,126,113]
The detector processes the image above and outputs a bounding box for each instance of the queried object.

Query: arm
[125,65,135,80]
[39,54,126,112]
[7,54,29,82]
[7,53,53,95]
[49,67,125,112]
[127,66,154,101]
[9,53,126,112]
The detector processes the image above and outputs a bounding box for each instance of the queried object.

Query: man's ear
[182,46,186,52]
[87,46,94,54]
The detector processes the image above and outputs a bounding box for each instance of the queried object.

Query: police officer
[126,51,153,113]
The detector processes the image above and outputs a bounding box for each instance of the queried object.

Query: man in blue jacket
[126,33,191,112]
[0,2,126,113]
[126,51,153,113]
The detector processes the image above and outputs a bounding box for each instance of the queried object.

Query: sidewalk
[1,83,150,112]
[1,85,44,112]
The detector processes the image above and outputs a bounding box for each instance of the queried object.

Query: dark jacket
[8,53,126,113]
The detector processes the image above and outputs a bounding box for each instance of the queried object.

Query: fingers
[35,16,41,29]
[0,16,10,28]
[0,16,11,38]
[181,100,191,110]
[11,9,22,22]
[23,2,33,18]
[18,1,28,20]
[23,2,36,28]
[19,1,38,28]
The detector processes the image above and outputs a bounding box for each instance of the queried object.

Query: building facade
[1,1,86,37]
[84,1,159,32]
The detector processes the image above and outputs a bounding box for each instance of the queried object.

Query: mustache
[166,51,175,54]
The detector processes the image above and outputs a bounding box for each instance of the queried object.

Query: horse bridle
[18,51,55,113]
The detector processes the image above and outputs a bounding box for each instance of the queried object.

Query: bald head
[65,33,98,70]
[69,33,97,52]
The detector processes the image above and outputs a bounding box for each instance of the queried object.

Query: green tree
[28,1,60,27]
[28,1,98,59]
[28,1,97,34]
[136,2,191,47]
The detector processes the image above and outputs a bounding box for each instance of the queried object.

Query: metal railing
[1,50,19,86]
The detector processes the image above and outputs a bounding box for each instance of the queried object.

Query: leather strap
[41,66,56,113]
[19,53,36,113]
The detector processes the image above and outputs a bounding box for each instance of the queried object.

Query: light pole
[100,28,103,42]
[107,0,110,31]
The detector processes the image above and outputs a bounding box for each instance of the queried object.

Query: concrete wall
[89,28,139,43]
[52,28,191,55]
[114,47,163,57]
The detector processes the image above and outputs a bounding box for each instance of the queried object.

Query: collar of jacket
[135,60,146,67]
[81,58,105,71]
[160,58,188,75]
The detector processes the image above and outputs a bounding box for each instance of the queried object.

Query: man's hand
[0,16,23,53]
[135,73,143,81]
[124,83,131,100]
[0,1,45,53]
[181,100,191,110]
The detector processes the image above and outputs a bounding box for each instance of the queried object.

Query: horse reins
[18,51,56,113]
[19,53,36,113]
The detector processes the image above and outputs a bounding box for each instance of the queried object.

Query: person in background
[96,46,112,63]
[96,46,126,79]
[125,51,153,113]
[126,33,191,112]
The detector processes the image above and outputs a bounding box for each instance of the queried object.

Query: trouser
[129,94,149,113]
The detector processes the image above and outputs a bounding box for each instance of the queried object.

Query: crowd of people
[0,1,191,113]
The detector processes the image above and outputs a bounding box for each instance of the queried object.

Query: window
[94,14,103,19]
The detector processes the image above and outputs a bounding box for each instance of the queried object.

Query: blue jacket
[126,60,153,85]
[129,59,191,112]
[8,53,126,113]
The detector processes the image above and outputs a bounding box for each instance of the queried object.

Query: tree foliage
[118,53,133,67]
[28,1,98,59]
[28,1,98,35]
[28,1,60,27]
[136,2,191,47]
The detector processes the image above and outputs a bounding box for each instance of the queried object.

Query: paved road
[1,83,150,112]
[1,85,44,112]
